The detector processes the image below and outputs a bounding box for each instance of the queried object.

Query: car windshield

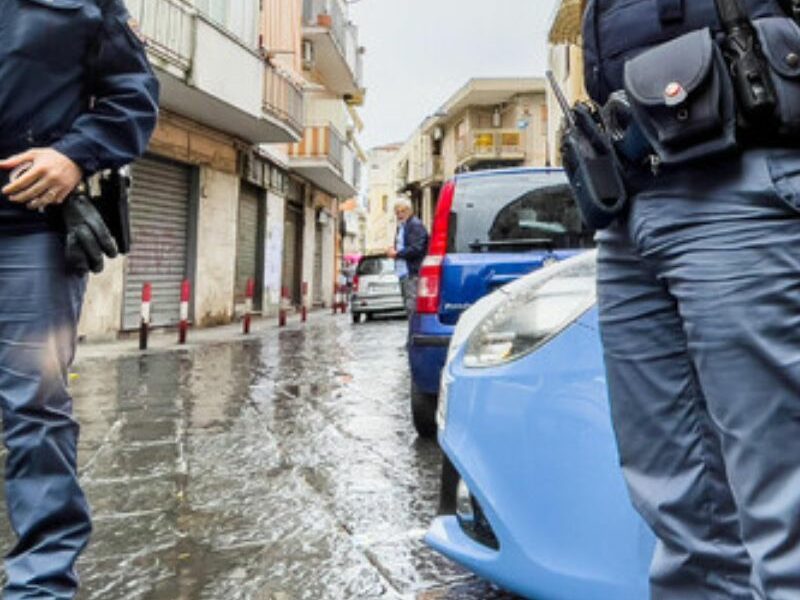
[357,257,395,276]
[448,173,593,253]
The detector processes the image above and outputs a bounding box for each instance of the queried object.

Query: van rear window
[448,173,593,253]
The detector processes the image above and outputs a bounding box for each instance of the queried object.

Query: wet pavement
[0,315,521,599]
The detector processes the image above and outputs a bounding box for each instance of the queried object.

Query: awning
[549,0,585,45]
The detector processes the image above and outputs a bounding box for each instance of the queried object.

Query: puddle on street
[0,317,518,599]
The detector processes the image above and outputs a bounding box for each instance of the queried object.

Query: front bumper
[427,314,654,600]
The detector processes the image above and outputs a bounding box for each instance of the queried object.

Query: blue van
[409,167,593,437]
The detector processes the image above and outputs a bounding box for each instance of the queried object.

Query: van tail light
[417,180,456,314]
[353,275,360,293]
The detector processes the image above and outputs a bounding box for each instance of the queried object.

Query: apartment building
[390,78,550,229]
[365,144,402,253]
[78,0,366,338]
[270,0,366,309]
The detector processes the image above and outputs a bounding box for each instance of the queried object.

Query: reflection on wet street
[0,316,520,599]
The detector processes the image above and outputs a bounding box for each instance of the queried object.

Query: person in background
[387,198,429,324]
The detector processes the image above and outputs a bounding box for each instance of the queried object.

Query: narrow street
[0,316,519,599]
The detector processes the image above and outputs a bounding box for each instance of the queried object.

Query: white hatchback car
[350,255,405,323]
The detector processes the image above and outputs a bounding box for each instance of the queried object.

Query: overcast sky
[348,0,560,150]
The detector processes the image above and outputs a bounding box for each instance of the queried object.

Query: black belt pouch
[623,28,737,164]
[753,17,800,135]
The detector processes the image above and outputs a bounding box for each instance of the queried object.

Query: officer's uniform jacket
[583,0,788,104]
[0,0,159,177]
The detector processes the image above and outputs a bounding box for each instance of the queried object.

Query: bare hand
[387,247,398,258]
[0,148,82,210]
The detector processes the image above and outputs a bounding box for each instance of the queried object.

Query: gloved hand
[62,192,118,275]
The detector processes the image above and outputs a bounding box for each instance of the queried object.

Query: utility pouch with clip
[624,28,737,165]
[752,17,800,134]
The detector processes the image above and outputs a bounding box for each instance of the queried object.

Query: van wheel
[352,312,361,324]
[411,383,438,438]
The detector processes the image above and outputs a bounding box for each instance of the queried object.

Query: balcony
[126,0,193,78]
[456,129,526,168]
[125,0,301,144]
[263,65,305,140]
[421,156,444,185]
[288,123,357,198]
[302,0,364,99]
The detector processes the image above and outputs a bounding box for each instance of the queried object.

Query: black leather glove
[62,192,119,275]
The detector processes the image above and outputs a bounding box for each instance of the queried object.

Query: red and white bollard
[243,277,254,335]
[178,279,190,345]
[279,286,289,328]
[301,282,308,323]
[139,282,152,351]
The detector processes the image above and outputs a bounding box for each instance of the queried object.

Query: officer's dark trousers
[0,230,90,598]
[598,148,800,600]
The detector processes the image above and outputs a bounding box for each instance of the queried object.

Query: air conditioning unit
[302,40,315,70]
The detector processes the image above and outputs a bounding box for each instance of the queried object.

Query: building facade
[79,0,366,338]
[384,78,550,232]
[365,145,402,254]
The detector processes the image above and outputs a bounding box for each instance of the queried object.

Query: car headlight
[463,252,597,368]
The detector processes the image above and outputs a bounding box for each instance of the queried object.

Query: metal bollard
[179,279,190,345]
[243,278,254,335]
[301,282,308,323]
[279,286,289,328]
[139,282,152,351]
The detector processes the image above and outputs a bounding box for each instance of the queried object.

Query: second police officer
[573,0,800,598]
[0,0,158,597]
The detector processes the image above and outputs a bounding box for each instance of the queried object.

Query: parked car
[409,167,593,437]
[425,250,655,600]
[351,255,405,323]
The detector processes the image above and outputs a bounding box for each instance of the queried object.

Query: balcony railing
[263,65,305,134]
[288,123,345,173]
[456,130,525,163]
[125,0,194,72]
[303,0,361,87]
[303,0,346,50]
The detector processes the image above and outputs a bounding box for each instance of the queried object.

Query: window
[449,173,593,253]
[381,195,388,212]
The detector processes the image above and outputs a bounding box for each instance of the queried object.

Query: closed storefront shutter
[235,183,262,309]
[282,202,303,305]
[123,157,192,330]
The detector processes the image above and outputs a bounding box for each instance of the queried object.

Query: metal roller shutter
[123,157,191,330]
[282,203,302,305]
[235,184,261,308]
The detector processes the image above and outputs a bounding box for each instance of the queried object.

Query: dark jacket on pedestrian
[396,216,429,277]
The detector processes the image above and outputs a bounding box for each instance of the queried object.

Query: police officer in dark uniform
[577,0,800,598]
[0,0,158,597]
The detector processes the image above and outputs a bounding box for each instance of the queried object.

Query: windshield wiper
[468,238,555,252]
